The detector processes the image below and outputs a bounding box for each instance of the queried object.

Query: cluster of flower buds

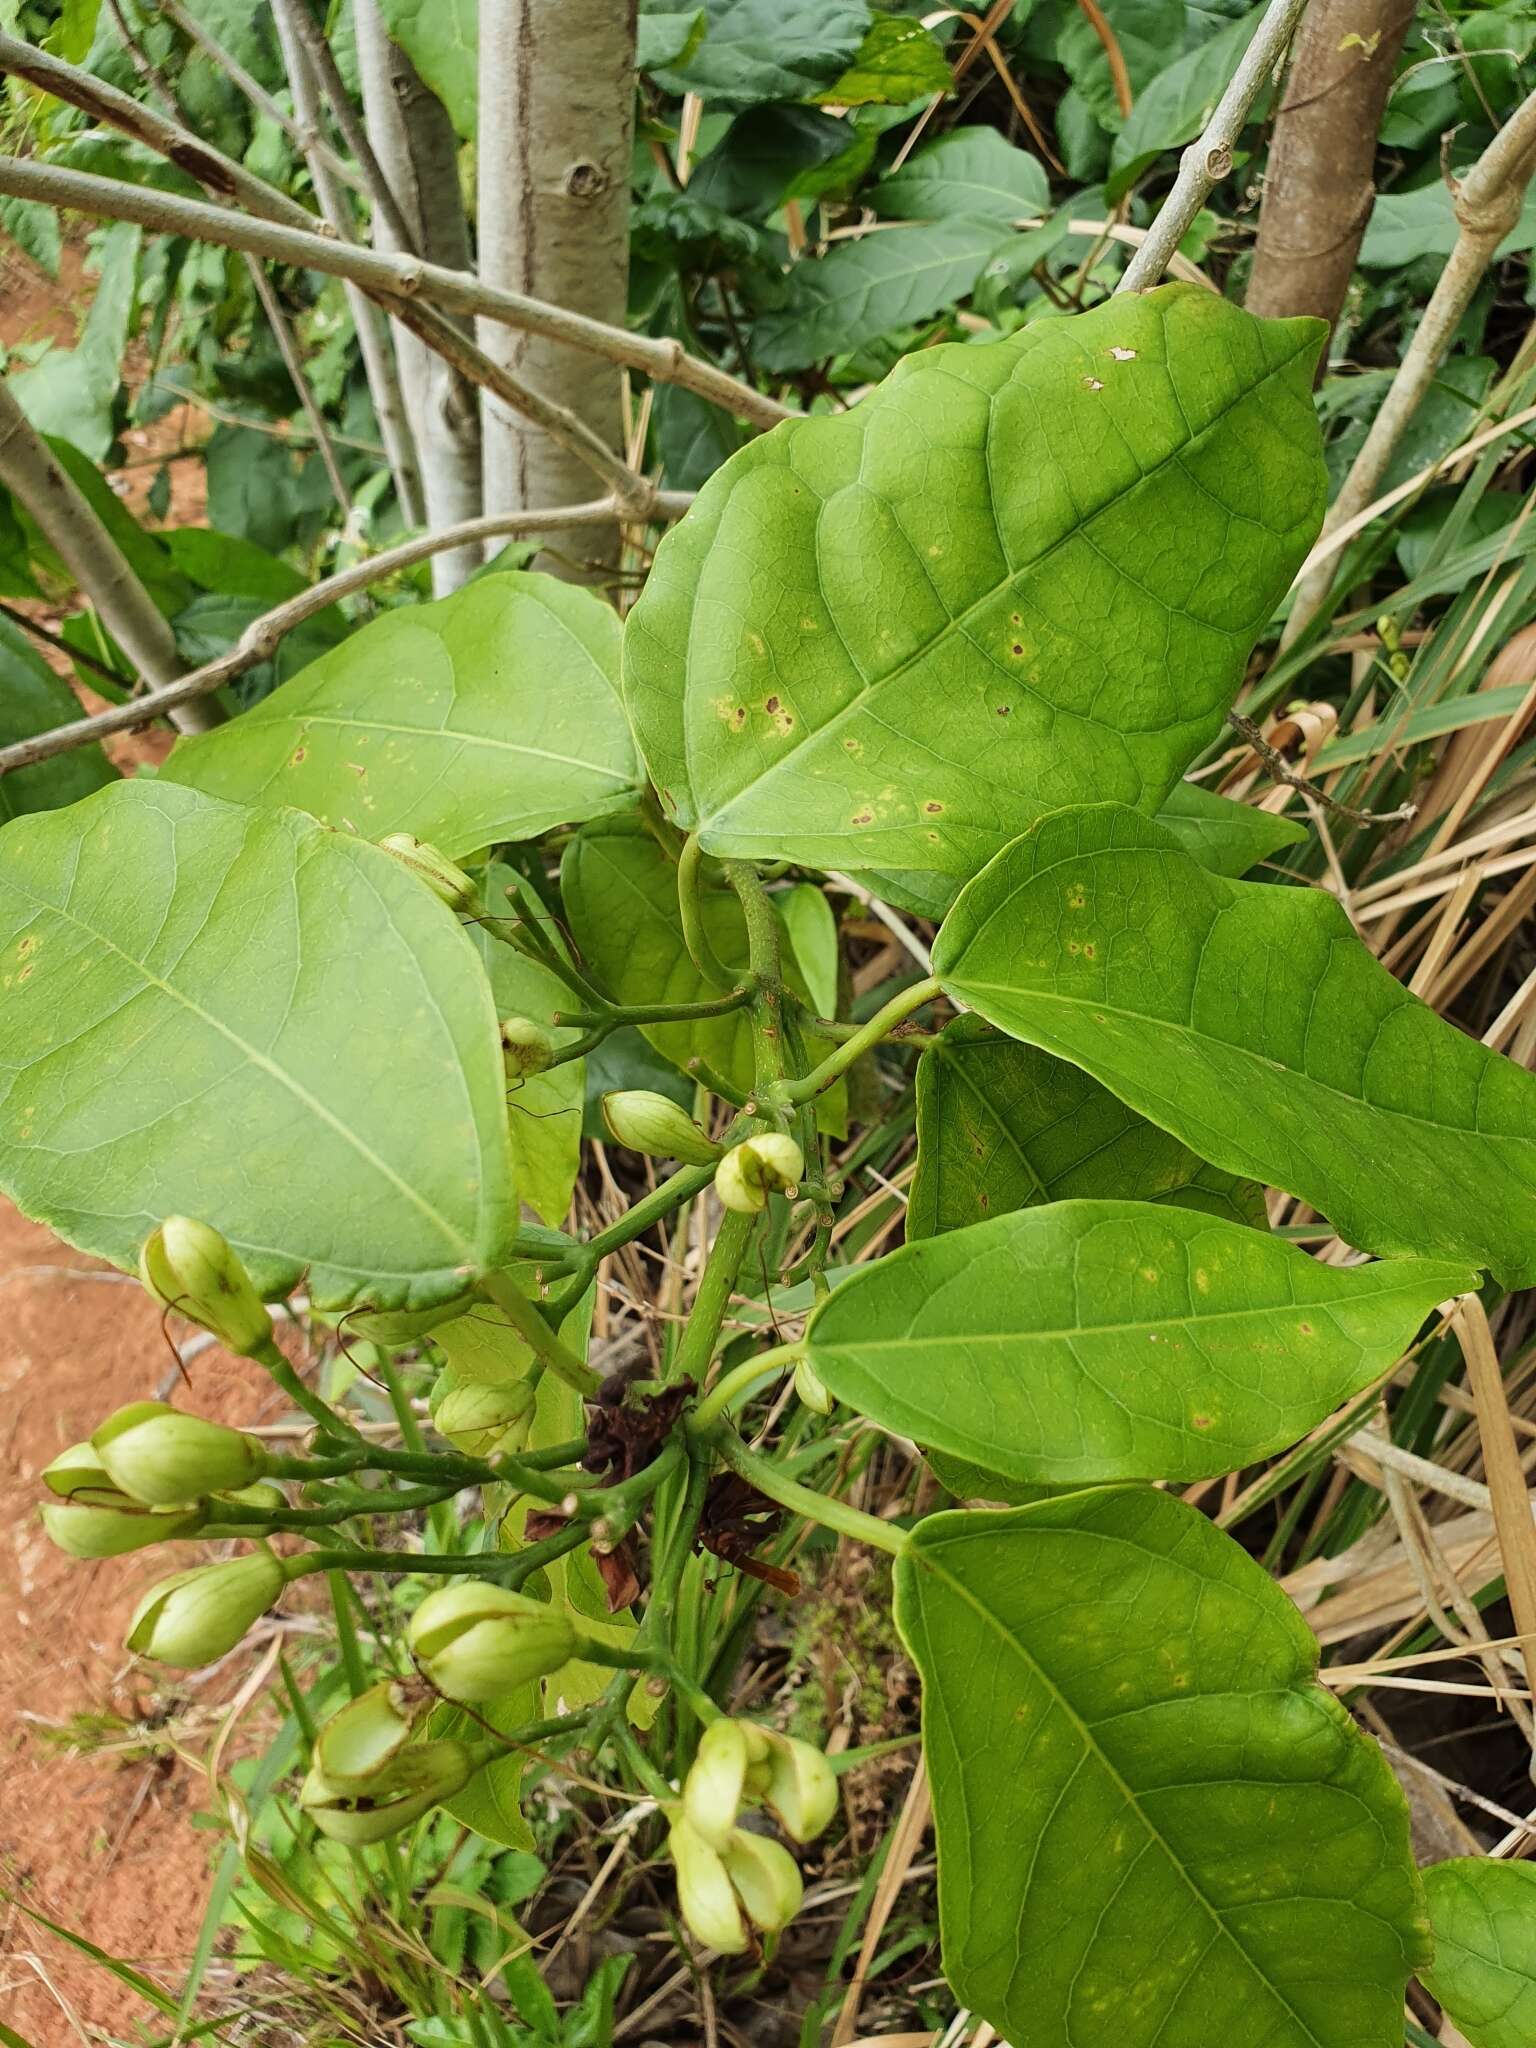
[666,1718,838,1951]
[377,833,481,915]
[714,1134,804,1215]
[407,1582,577,1701]
[294,1677,488,1844]
[139,1216,273,1358]
[601,1090,723,1167]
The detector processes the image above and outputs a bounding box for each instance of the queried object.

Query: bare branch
[242,253,353,514]
[1285,83,1536,641]
[271,0,421,257]
[1224,711,1415,826]
[1116,0,1311,295]
[0,493,693,776]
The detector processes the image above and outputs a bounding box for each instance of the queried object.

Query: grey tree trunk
[478,0,636,580]
[356,0,484,592]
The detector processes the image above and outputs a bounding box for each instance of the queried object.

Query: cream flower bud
[93,1401,267,1507]
[759,1732,838,1844]
[41,1493,204,1560]
[429,1373,535,1459]
[601,1091,722,1167]
[714,1133,805,1214]
[377,834,480,913]
[683,1716,750,1850]
[793,1356,833,1416]
[500,1016,555,1079]
[139,1217,272,1357]
[127,1549,288,1667]
[300,1737,480,1845]
[42,1441,114,1498]
[314,1679,431,1788]
[667,1813,748,1955]
[408,1581,576,1702]
[722,1827,804,1935]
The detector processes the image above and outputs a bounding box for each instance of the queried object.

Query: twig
[1117,0,1311,293]
[270,0,420,255]
[1225,710,1416,825]
[242,254,353,515]
[0,597,127,687]
[1285,81,1536,639]
[0,493,693,774]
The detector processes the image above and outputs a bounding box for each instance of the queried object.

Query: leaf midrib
[228,711,635,782]
[912,1536,1327,2046]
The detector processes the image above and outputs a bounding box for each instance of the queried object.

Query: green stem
[289,1547,535,1580]
[471,909,611,1012]
[555,987,751,1030]
[205,1481,463,1531]
[609,1720,675,1802]
[692,1342,806,1431]
[256,1339,357,1441]
[669,1207,755,1387]
[478,1268,600,1397]
[774,975,941,1107]
[725,859,788,1098]
[698,1428,909,1557]
[677,833,736,991]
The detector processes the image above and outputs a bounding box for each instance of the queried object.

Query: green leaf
[1155,780,1306,877]
[0,195,61,277]
[41,440,191,618]
[625,285,1325,881]
[811,14,952,105]
[9,223,139,461]
[651,0,871,103]
[933,803,1536,1286]
[637,8,707,72]
[687,106,856,220]
[1362,182,1536,267]
[895,1490,1429,2048]
[0,616,116,822]
[924,1449,1053,1507]
[750,217,1005,371]
[1421,1858,1536,2048]
[468,868,584,1228]
[1055,0,1184,130]
[0,780,515,1309]
[376,0,477,138]
[809,1196,1467,1483]
[432,1695,537,1850]
[1106,6,1265,202]
[910,1017,1265,1238]
[160,573,637,857]
[161,526,308,605]
[874,127,1049,224]
[779,881,839,1018]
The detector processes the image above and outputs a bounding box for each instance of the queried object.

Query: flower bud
[42,1441,114,1498]
[300,1737,480,1845]
[500,1016,555,1079]
[714,1134,804,1213]
[601,1091,722,1167]
[429,1373,535,1459]
[667,1813,748,1955]
[683,1716,750,1850]
[759,1733,838,1844]
[127,1549,288,1667]
[139,1217,272,1356]
[93,1401,267,1507]
[377,834,480,914]
[408,1581,576,1702]
[722,1827,803,1935]
[314,1678,431,1788]
[41,1493,204,1560]
[793,1356,833,1417]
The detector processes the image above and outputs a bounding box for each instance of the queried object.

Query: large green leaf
[809,1199,1464,1483]
[161,574,637,857]
[0,616,116,822]
[895,1490,1429,2048]
[910,1018,1265,1238]
[625,286,1325,882]
[935,804,1536,1287]
[1421,1858,1536,2048]
[751,218,1005,372]
[874,127,1049,224]
[651,0,871,103]
[0,780,515,1309]
[469,868,584,1228]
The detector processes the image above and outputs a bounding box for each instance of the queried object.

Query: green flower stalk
[93,1401,268,1507]
[601,1090,723,1167]
[714,1134,804,1214]
[300,1737,483,1845]
[408,1582,576,1702]
[127,1548,291,1667]
[376,833,481,913]
[139,1217,273,1357]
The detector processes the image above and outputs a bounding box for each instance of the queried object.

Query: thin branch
[0,40,786,431]
[1225,710,1416,825]
[1116,0,1311,294]
[1285,81,1536,640]
[272,0,421,256]
[0,493,693,775]
[242,254,353,515]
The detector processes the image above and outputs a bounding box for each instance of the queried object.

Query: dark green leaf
[1361,183,1536,267]
[1421,1858,1536,2048]
[1106,6,1265,202]
[874,127,1049,224]
[626,286,1325,881]
[895,1490,1429,2047]
[934,803,1536,1286]
[810,14,952,105]
[651,0,871,103]
[638,7,707,72]
[910,1016,1265,1237]
[0,616,116,822]
[0,780,516,1309]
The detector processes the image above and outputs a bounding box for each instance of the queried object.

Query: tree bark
[0,378,220,732]
[478,0,637,580]
[1245,0,1417,338]
[355,0,484,593]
